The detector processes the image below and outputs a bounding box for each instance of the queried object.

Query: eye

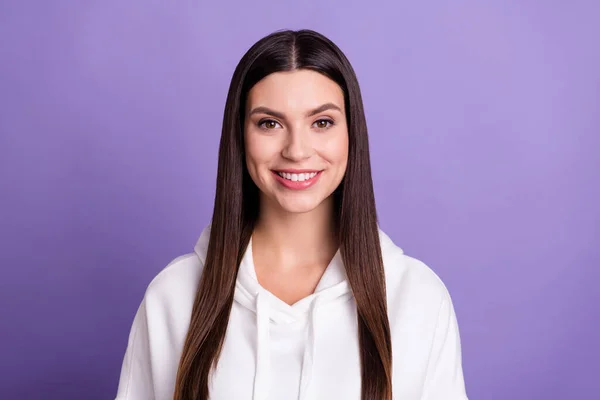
[313,119,335,130]
[258,119,282,130]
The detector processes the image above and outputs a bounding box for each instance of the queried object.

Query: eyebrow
[248,102,343,119]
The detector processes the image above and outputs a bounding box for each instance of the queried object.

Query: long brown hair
[174,29,392,400]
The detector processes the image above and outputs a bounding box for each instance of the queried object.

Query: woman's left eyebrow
[249,102,343,119]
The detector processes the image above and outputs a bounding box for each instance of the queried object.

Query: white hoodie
[115,224,468,400]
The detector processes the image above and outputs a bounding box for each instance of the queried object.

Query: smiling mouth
[271,170,323,190]
[274,171,321,182]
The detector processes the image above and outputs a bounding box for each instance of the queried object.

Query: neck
[253,195,338,269]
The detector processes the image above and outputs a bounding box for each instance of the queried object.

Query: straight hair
[174,29,392,400]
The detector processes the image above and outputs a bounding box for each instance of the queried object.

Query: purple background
[1,1,598,399]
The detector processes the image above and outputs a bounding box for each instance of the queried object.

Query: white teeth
[277,172,319,181]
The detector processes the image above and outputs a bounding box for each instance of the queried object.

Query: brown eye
[314,119,334,130]
[259,119,281,130]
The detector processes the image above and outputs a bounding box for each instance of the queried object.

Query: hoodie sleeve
[420,293,468,400]
[115,297,155,400]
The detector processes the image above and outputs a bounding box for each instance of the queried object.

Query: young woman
[115,29,468,400]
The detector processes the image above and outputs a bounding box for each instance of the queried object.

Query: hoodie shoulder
[378,230,468,399]
[115,252,204,400]
[378,228,452,307]
[144,225,211,302]
[144,253,204,306]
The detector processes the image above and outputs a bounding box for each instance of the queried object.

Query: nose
[281,128,312,161]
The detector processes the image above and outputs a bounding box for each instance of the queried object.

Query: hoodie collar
[235,234,351,324]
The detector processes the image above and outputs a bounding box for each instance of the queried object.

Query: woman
[115,29,468,400]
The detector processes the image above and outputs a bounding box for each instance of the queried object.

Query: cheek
[322,133,349,166]
[245,133,279,170]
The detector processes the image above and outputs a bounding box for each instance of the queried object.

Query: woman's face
[244,69,349,214]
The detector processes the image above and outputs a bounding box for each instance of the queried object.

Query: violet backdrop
[1,1,598,399]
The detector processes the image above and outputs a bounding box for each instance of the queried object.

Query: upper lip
[273,169,322,173]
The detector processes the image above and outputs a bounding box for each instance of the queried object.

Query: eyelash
[258,118,335,131]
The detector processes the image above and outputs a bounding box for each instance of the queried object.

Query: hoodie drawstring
[253,292,271,400]
[298,296,320,400]
[252,293,321,400]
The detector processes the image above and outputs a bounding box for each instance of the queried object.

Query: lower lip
[272,171,323,190]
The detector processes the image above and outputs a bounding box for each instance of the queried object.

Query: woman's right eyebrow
[249,106,285,119]
[249,103,342,119]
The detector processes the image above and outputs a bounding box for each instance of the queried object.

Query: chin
[276,196,324,214]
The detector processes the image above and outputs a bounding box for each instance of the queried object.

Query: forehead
[246,69,344,112]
